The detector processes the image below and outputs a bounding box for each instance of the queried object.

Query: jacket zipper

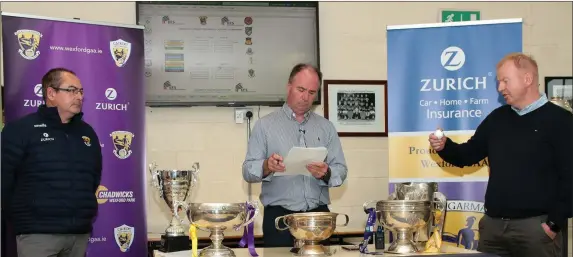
[64,131,75,226]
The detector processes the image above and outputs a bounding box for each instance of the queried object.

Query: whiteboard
[137,2,320,107]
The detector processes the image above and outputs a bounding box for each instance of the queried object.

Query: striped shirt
[242,103,348,211]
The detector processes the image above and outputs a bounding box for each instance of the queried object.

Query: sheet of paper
[274,147,328,177]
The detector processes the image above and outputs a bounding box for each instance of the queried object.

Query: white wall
[1,1,571,254]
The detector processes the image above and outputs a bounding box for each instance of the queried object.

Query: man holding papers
[242,63,348,248]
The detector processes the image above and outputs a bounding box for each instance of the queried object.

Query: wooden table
[153,244,499,257]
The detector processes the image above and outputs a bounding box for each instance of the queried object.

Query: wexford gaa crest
[199,16,208,25]
[114,224,135,252]
[82,136,91,147]
[109,39,132,67]
[15,29,43,60]
[110,130,134,159]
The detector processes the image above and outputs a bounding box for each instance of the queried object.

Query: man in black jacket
[428,53,572,257]
[2,68,102,257]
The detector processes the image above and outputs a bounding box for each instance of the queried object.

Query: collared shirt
[511,93,548,116]
[242,103,348,211]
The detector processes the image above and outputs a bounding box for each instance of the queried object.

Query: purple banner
[1,13,146,257]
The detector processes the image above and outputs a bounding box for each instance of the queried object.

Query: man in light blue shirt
[242,63,348,247]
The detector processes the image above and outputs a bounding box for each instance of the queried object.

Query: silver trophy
[275,212,349,256]
[364,182,447,254]
[366,200,433,254]
[187,202,259,257]
[149,162,200,252]
[390,182,447,247]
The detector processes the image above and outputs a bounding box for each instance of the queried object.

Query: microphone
[299,128,306,134]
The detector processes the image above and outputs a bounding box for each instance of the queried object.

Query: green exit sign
[441,10,481,22]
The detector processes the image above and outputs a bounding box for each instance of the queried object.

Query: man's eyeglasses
[53,86,84,95]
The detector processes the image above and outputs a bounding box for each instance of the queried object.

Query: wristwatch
[545,220,561,233]
[321,167,332,182]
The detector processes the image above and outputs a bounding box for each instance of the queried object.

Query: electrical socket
[234,108,253,124]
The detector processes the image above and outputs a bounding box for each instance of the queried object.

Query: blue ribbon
[359,208,377,253]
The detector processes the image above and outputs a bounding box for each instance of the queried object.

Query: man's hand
[306,162,328,179]
[428,131,447,151]
[541,223,557,240]
[263,153,285,177]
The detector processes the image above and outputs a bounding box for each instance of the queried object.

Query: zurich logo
[34,84,43,97]
[105,88,117,100]
[440,46,466,71]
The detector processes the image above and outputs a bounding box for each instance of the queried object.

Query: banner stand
[0,8,2,257]
[386,19,523,251]
[1,12,147,257]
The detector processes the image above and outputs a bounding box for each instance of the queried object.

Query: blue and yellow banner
[387,19,522,250]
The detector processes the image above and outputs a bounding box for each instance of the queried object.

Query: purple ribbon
[359,208,376,254]
[238,202,258,256]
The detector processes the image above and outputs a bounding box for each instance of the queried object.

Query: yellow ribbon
[189,224,198,257]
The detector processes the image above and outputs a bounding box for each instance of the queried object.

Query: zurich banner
[386,19,522,249]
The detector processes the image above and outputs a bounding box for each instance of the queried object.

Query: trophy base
[158,234,190,253]
[293,242,332,256]
[199,245,236,257]
[386,239,419,254]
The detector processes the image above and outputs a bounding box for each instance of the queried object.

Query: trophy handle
[432,192,447,231]
[234,201,259,230]
[190,162,200,187]
[244,201,259,226]
[432,192,447,213]
[274,215,290,231]
[187,208,194,223]
[172,200,189,224]
[362,200,377,214]
[334,213,350,227]
[388,192,398,200]
[148,162,163,198]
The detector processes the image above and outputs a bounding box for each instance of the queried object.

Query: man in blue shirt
[242,63,348,247]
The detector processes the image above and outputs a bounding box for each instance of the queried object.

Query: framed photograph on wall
[544,75,573,257]
[323,80,388,137]
[544,76,572,108]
